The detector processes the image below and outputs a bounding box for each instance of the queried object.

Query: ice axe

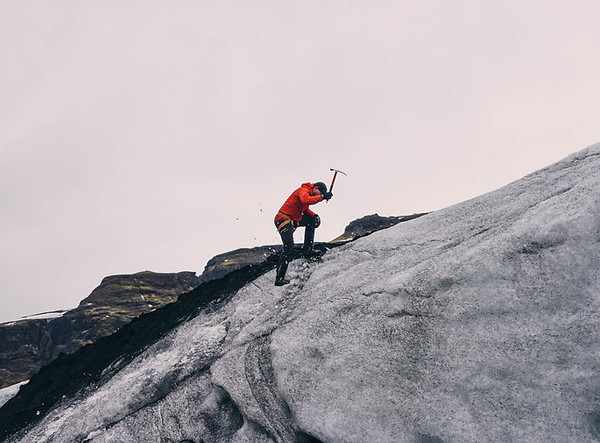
[329,168,347,193]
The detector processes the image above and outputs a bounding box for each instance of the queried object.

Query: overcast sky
[1,1,599,323]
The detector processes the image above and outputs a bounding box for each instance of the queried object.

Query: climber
[274,181,333,286]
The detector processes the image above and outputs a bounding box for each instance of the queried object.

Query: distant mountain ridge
[0,271,200,389]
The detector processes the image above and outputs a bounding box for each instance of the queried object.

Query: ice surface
[0,382,27,409]
[8,144,600,442]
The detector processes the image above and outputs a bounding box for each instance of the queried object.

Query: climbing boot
[274,277,290,287]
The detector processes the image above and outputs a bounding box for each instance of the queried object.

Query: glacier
[3,144,600,442]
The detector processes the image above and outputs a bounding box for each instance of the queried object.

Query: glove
[322,191,333,201]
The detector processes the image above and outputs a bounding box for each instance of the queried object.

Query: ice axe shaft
[329,168,347,193]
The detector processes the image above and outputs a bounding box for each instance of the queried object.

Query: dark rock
[0,271,201,389]
[332,213,428,242]
[0,320,53,389]
[200,246,281,283]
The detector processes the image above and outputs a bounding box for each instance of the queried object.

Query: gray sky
[1,0,599,323]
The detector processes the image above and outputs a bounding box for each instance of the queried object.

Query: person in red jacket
[274,181,333,286]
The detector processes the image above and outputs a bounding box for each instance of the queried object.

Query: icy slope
[9,144,600,442]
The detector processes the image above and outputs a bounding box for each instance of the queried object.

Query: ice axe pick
[329,168,347,193]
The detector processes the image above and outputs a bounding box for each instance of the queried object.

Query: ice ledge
[522,141,600,179]
[562,141,600,162]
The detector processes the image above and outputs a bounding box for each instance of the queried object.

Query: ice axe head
[329,168,347,192]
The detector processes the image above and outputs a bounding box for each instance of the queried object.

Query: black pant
[275,214,317,280]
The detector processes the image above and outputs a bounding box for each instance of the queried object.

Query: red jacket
[275,183,324,222]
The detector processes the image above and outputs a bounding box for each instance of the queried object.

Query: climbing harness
[276,211,297,232]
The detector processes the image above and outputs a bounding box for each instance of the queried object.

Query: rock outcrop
[331,213,428,242]
[0,271,201,389]
[200,246,281,283]
[0,320,54,390]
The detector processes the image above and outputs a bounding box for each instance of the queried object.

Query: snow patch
[0,381,28,408]
[1,310,67,325]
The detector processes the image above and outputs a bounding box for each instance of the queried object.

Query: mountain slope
[0,216,413,396]
[2,144,600,442]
